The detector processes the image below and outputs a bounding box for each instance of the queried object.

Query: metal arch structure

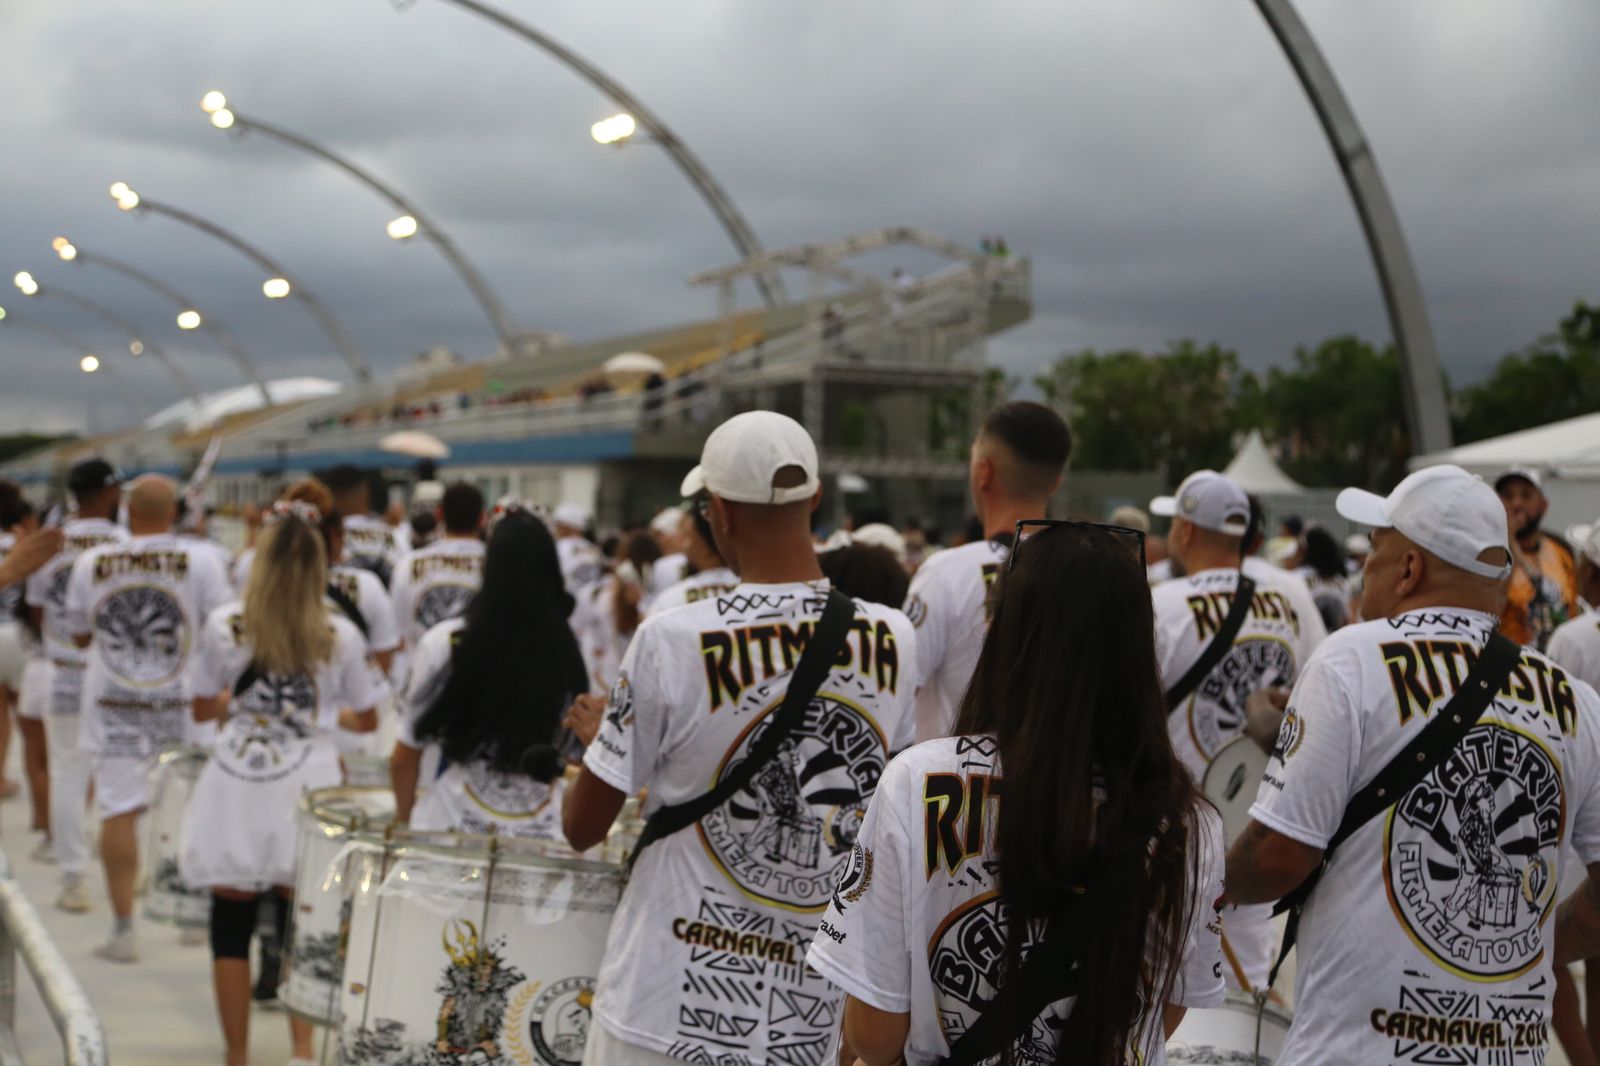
[119,195,372,382]
[64,246,273,407]
[1254,0,1453,455]
[26,282,203,408]
[419,0,788,310]
[216,109,519,358]
[0,315,144,422]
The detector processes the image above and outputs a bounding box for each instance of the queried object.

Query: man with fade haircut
[903,400,1070,741]
[389,481,485,654]
[1496,465,1579,650]
[323,464,399,587]
[562,410,918,1066]
[25,458,128,915]
[63,475,231,961]
[1227,464,1600,1066]
[1150,469,1324,992]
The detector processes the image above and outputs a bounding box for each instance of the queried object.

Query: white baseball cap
[1344,532,1373,557]
[1494,464,1545,495]
[1566,521,1600,566]
[680,411,820,505]
[1335,464,1512,580]
[553,502,591,529]
[1150,470,1250,536]
[650,506,684,535]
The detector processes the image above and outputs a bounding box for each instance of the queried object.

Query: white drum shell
[142,749,210,928]
[1167,991,1292,1065]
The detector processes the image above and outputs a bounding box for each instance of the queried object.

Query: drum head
[1203,737,1271,845]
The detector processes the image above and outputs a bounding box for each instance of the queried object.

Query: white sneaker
[29,835,54,863]
[55,877,91,914]
[93,928,139,964]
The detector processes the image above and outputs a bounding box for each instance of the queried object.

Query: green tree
[1036,341,1249,479]
[1240,335,1409,490]
[1453,301,1600,444]
[0,433,73,464]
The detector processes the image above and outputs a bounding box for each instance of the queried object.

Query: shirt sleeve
[335,626,387,712]
[582,621,663,795]
[887,616,918,753]
[388,556,414,645]
[196,551,232,620]
[189,612,228,699]
[360,574,401,654]
[230,552,251,595]
[1168,805,1227,1008]
[1565,677,1600,866]
[805,754,914,1013]
[60,552,94,640]
[903,557,953,693]
[396,626,447,748]
[1247,648,1362,850]
[23,566,49,609]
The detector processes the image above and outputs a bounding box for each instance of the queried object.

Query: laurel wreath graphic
[843,848,874,904]
[504,981,540,1066]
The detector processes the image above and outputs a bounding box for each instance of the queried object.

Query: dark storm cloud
[1,0,1597,432]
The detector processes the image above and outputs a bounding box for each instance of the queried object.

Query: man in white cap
[1226,464,1600,1065]
[563,410,917,1066]
[1496,465,1579,650]
[552,501,603,594]
[1150,469,1323,991]
[1550,521,1600,700]
[649,506,689,592]
[903,401,1071,740]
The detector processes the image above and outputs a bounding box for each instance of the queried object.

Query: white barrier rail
[0,857,107,1066]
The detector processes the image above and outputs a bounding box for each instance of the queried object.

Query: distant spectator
[818,543,910,608]
[1496,465,1578,650]
[1297,526,1351,632]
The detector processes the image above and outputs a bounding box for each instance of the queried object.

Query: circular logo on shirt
[527,976,594,1066]
[1272,707,1304,763]
[415,584,476,631]
[95,586,188,686]
[462,761,551,821]
[1383,721,1563,980]
[929,892,1054,1060]
[1187,637,1295,760]
[216,671,318,782]
[698,693,887,912]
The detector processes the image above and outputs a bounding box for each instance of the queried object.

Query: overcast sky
[2,0,1596,434]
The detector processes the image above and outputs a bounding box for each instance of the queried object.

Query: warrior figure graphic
[433,920,525,1062]
[745,739,822,869]
[1444,778,1518,929]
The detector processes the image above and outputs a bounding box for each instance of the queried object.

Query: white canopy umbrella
[1224,430,1303,495]
[602,351,666,383]
[380,430,451,460]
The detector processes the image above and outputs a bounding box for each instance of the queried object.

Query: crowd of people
[2,403,1600,1065]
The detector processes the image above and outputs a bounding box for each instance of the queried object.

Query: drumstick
[1221,931,1289,1007]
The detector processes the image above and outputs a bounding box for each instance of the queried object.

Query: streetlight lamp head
[210,108,236,131]
[51,236,78,261]
[109,182,130,200]
[590,112,637,145]
[0,306,7,322]
[115,190,140,211]
[176,309,202,330]
[13,272,38,296]
[262,277,291,299]
[200,91,227,114]
[386,214,419,240]
[80,354,100,374]
[129,340,144,356]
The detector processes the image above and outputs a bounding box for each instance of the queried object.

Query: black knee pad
[210,895,257,960]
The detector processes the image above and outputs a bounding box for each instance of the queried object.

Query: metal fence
[0,855,106,1065]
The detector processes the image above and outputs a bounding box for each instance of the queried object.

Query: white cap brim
[1335,487,1391,528]
[680,466,706,499]
[1149,495,1177,517]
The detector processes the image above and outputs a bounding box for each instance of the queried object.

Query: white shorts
[0,624,25,691]
[95,755,151,820]
[17,657,47,721]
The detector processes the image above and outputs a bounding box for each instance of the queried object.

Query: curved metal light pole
[0,309,144,423]
[1254,0,1453,455]
[12,273,202,408]
[51,237,273,407]
[406,0,787,309]
[200,93,519,357]
[109,183,372,383]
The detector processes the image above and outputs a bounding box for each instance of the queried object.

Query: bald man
[64,474,231,962]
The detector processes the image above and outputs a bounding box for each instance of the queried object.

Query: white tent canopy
[1412,412,1600,530]
[1223,430,1303,495]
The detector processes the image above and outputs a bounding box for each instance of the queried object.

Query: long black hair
[951,524,1205,1065]
[412,511,589,781]
[1301,525,1346,580]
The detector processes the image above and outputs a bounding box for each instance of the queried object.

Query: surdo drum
[282,787,396,1023]
[336,830,625,1066]
[1167,991,1292,1065]
[142,748,210,928]
[1202,736,1272,845]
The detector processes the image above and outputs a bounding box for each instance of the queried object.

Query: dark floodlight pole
[0,314,144,422]
[25,282,202,408]
[113,187,372,382]
[59,242,273,407]
[203,96,518,357]
[1255,0,1453,455]
[413,0,788,309]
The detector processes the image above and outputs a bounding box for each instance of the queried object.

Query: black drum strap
[627,589,855,872]
[326,582,369,638]
[1267,632,1522,987]
[1167,576,1257,712]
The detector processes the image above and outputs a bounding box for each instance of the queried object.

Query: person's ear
[975,457,994,494]
[808,488,822,515]
[1395,547,1425,599]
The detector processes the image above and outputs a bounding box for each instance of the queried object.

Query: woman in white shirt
[390,508,589,839]
[808,521,1226,1066]
[181,503,382,1066]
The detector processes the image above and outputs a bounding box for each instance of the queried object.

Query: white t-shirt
[1243,556,1329,648]
[1147,558,1174,586]
[388,537,484,650]
[644,566,738,617]
[327,564,401,655]
[651,552,688,594]
[903,539,1008,742]
[1549,610,1600,691]
[62,533,232,757]
[583,580,919,1064]
[24,518,128,696]
[342,513,401,586]
[568,575,629,694]
[1297,566,1353,631]
[1250,608,1600,1064]
[230,547,255,595]
[397,617,565,840]
[1,531,25,621]
[556,534,605,595]
[808,737,1226,1065]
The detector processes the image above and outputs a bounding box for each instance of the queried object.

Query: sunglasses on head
[1006,518,1147,574]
